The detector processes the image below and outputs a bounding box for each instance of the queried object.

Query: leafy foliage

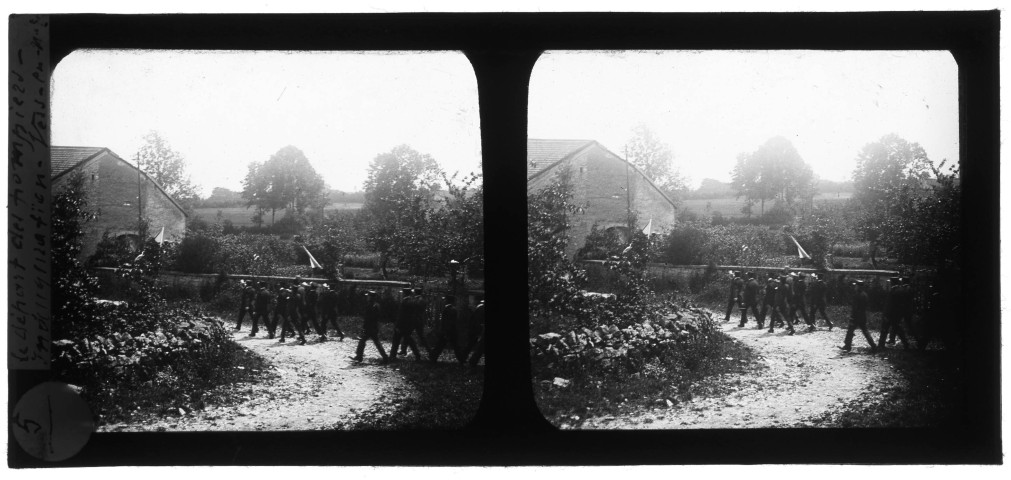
[134,131,201,211]
[660,221,784,266]
[51,173,265,422]
[527,168,588,314]
[877,160,961,268]
[624,124,689,201]
[241,145,329,225]
[850,134,934,263]
[361,145,443,276]
[576,225,626,260]
[394,172,484,277]
[52,172,101,340]
[731,136,816,214]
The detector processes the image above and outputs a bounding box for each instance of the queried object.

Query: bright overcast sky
[51,50,482,195]
[529,50,959,189]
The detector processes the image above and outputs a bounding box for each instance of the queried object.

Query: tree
[873,159,960,268]
[528,167,587,313]
[52,172,100,336]
[850,134,933,265]
[361,145,443,277]
[624,124,688,202]
[731,136,815,216]
[241,146,329,226]
[134,131,200,211]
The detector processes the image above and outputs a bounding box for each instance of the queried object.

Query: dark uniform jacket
[763,280,777,304]
[743,278,760,304]
[852,290,869,323]
[241,285,256,310]
[286,287,301,316]
[254,287,271,313]
[307,288,318,306]
[318,288,338,314]
[809,279,827,305]
[729,277,745,300]
[364,301,382,336]
[441,303,459,334]
[470,302,486,337]
[793,278,807,301]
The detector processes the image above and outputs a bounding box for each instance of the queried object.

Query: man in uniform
[840,280,877,353]
[768,276,796,335]
[878,277,910,350]
[791,272,814,332]
[889,276,916,346]
[391,288,423,361]
[270,284,286,338]
[250,281,272,338]
[305,282,325,341]
[281,283,307,345]
[317,283,344,341]
[292,277,322,342]
[724,271,745,322]
[738,272,762,328]
[405,287,431,355]
[807,273,833,330]
[351,291,389,363]
[759,273,778,329]
[429,294,465,363]
[467,296,486,367]
[235,280,256,331]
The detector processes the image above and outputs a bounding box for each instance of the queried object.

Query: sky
[51,50,482,196]
[529,50,959,189]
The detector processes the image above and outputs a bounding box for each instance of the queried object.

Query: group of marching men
[233,276,486,366]
[724,268,918,353]
[724,268,833,334]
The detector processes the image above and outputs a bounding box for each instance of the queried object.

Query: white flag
[789,235,811,260]
[303,246,323,269]
[641,218,653,236]
[154,226,165,245]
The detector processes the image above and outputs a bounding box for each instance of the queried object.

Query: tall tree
[362,144,442,277]
[730,136,815,215]
[240,146,328,226]
[850,133,934,265]
[624,124,688,202]
[134,131,200,211]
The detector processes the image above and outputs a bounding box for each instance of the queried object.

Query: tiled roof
[50,146,188,217]
[51,146,107,178]
[527,139,594,179]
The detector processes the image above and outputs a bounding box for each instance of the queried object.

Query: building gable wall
[528,143,676,258]
[53,151,187,258]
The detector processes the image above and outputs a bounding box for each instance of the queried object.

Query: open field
[680,192,852,218]
[193,204,363,226]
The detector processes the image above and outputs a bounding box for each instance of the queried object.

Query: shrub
[576,224,625,261]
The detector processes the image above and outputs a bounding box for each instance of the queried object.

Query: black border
[9,11,1001,466]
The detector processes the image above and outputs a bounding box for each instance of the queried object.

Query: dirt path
[100,329,412,432]
[583,318,907,429]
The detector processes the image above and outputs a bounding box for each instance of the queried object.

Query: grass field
[193,204,363,226]
[680,192,852,218]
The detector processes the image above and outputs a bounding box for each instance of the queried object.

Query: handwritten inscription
[8,14,51,369]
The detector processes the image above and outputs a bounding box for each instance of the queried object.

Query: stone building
[527,139,678,258]
[52,146,187,258]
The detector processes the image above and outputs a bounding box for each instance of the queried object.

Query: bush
[659,222,784,266]
[576,224,626,261]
